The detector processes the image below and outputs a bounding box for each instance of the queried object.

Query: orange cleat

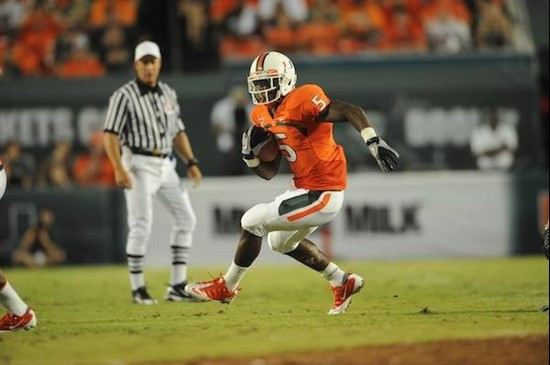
[328,273,364,315]
[185,276,239,304]
[0,308,37,332]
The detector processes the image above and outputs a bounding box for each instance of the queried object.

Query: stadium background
[0,0,548,265]
[0,1,548,364]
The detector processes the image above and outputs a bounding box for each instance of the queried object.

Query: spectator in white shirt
[258,0,308,23]
[210,84,254,175]
[426,8,471,52]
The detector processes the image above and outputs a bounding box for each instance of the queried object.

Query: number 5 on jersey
[275,133,297,163]
[312,95,327,111]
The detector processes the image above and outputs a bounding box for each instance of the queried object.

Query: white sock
[129,273,145,291]
[171,245,190,286]
[171,265,187,287]
[0,282,28,316]
[321,262,346,287]
[224,262,249,291]
[127,254,145,290]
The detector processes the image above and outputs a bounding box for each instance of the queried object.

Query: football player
[186,51,399,314]
[541,220,549,313]
[0,158,37,331]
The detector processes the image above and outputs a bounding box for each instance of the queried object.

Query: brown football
[256,135,281,162]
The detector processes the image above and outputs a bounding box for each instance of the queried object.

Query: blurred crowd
[0,0,526,77]
[1,132,116,189]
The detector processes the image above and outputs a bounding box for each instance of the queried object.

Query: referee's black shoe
[165,282,200,302]
[132,287,157,305]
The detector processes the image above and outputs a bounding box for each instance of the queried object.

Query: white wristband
[360,127,377,143]
[243,157,260,168]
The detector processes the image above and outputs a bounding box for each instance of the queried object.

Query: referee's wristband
[360,127,377,143]
[186,158,199,167]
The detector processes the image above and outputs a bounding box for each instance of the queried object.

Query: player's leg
[269,229,364,315]
[220,202,271,292]
[264,190,363,314]
[185,192,285,302]
[0,270,36,332]
[0,161,37,330]
[541,220,549,313]
[156,166,198,301]
[184,206,265,302]
[268,230,345,285]
[124,165,159,304]
[185,189,343,303]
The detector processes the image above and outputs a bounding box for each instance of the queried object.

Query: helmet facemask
[247,73,282,105]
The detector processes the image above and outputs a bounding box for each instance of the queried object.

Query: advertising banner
[146,173,514,267]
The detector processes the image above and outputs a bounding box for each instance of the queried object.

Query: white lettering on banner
[19,111,33,145]
[404,107,519,148]
[52,109,74,142]
[0,111,16,141]
[405,107,479,147]
[0,108,74,146]
[77,107,107,145]
[34,109,51,145]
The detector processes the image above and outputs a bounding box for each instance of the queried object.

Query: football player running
[0,158,37,332]
[186,51,399,314]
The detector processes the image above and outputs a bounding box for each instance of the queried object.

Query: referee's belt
[130,147,172,159]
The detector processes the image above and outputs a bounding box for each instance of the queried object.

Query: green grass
[0,257,548,365]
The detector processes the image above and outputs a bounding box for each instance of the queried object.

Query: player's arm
[317,100,400,172]
[103,91,132,188]
[173,132,202,187]
[241,126,281,180]
[103,132,132,189]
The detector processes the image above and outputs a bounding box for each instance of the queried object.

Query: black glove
[366,137,400,172]
[241,126,271,167]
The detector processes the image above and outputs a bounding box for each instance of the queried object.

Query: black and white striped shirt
[104,79,185,154]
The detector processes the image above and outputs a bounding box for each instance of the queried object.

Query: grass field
[0,256,548,365]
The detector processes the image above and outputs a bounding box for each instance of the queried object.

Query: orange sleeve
[250,107,261,127]
[296,84,331,121]
[251,106,271,128]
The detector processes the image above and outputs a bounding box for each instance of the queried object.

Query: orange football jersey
[251,84,347,190]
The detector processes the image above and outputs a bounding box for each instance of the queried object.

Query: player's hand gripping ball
[242,126,280,162]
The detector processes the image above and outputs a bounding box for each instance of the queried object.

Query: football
[256,134,280,162]
[249,126,280,162]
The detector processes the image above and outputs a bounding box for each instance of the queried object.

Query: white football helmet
[247,51,297,105]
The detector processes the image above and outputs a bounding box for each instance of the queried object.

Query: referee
[104,41,202,305]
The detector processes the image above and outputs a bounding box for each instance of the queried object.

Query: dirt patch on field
[179,335,549,365]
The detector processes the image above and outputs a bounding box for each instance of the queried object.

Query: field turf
[0,256,548,365]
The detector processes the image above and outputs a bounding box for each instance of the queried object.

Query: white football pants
[0,166,6,200]
[241,189,344,253]
[122,151,196,257]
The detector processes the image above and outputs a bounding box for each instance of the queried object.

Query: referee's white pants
[241,189,344,254]
[122,153,196,257]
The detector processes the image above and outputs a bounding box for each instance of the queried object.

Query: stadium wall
[0,171,546,266]
[148,172,544,267]
[0,52,542,174]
